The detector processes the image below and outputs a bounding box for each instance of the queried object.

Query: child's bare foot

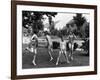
[50,57,53,61]
[67,60,70,63]
[32,61,36,66]
[71,56,73,61]
[56,62,58,65]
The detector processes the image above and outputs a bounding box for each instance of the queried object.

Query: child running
[45,31,53,61]
[25,31,38,66]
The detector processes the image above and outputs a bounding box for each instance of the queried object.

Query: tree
[22,11,57,34]
[85,23,89,38]
[73,13,86,30]
[73,13,87,38]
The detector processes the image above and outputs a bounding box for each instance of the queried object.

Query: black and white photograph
[11,1,97,79]
[22,11,90,69]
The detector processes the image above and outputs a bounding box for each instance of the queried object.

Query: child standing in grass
[56,36,70,65]
[67,31,76,61]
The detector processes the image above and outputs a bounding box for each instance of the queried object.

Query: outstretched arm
[73,34,77,39]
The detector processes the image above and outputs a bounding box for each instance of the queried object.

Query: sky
[43,13,90,30]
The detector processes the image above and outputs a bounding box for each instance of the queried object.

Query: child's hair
[44,31,51,36]
[33,31,37,34]
[60,36,64,42]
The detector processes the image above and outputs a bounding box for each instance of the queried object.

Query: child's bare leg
[48,47,53,61]
[32,54,36,66]
[56,51,62,65]
[70,50,73,60]
[51,48,53,52]
[69,46,73,61]
[32,49,37,66]
[24,47,31,54]
[70,44,74,60]
[49,51,53,61]
[64,51,70,63]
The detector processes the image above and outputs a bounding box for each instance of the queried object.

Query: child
[25,32,38,66]
[67,31,76,60]
[56,36,70,65]
[45,32,53,61]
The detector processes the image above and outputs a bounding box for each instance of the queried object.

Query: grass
[22,44,89,69]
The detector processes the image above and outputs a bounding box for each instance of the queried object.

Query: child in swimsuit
[25,32,38,66]
[56,36,70,65]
